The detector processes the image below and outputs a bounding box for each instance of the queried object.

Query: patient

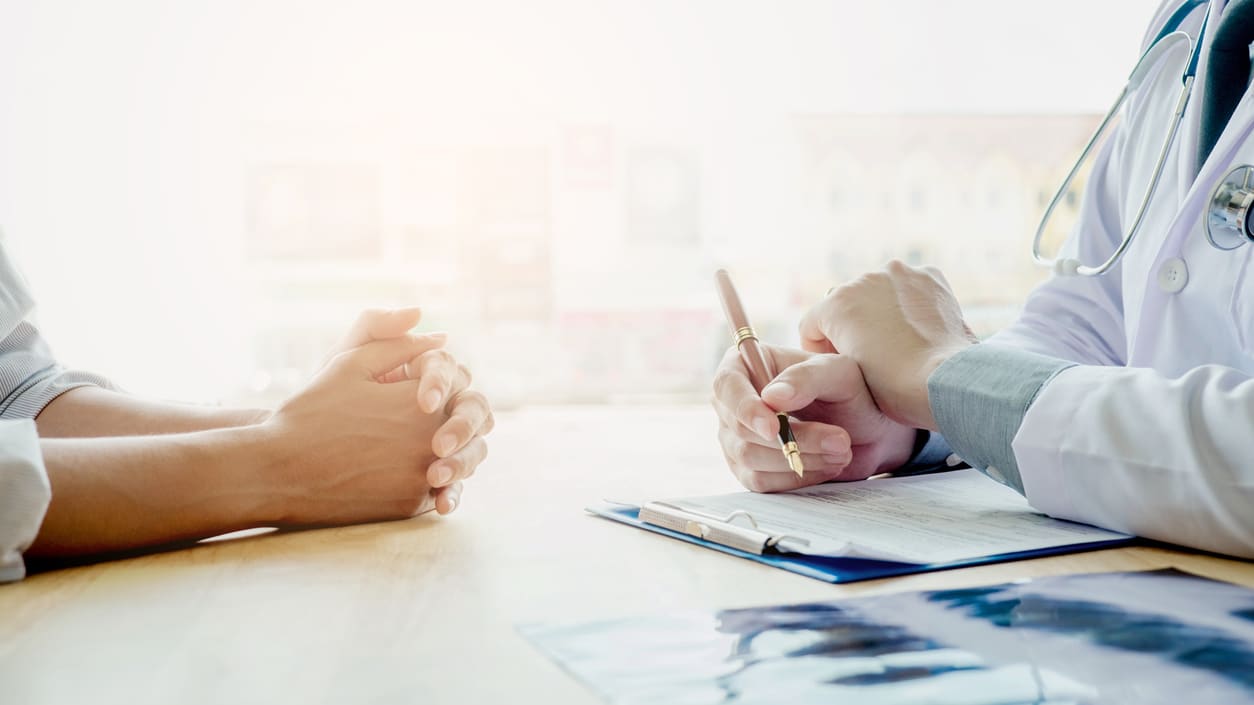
[0,242,493,582]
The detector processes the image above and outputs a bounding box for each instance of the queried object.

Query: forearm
[930,346,1254,558]
[1012,363,1254,558]
[35,386,268,438]
[29,426,280,556]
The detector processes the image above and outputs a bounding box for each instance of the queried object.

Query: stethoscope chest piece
[1207,165,1254,250]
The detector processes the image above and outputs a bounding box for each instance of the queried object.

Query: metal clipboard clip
[638,502,812,556]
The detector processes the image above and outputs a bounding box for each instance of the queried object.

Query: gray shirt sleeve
[926,344,1074,492]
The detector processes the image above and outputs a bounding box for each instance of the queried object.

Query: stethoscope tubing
[1032,2,1211,277]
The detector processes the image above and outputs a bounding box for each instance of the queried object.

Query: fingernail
[434,433,455,455]
[753,417,773,440]
[446,497,458,513]
[432,465,452,485]
[820,434,846,453]
[423,390,442,411]
[765,382,795,400]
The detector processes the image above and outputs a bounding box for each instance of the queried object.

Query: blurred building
[235,114,1097,407]
[791,114,1097,332]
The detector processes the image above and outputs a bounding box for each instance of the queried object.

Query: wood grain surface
[1,406,1250,705]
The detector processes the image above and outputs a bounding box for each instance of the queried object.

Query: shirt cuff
[0,322,114,420]
[0,418,51,582]
[891,430,961,476]
[0,367,112,420]
[926,344,1074,493]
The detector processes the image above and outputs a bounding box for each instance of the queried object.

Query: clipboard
[586,502,1136,584]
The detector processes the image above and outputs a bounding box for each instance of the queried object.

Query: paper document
[651,469,1130,565]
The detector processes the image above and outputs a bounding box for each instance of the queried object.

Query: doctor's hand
[712,344,918,493]
[323,307,495,515]
[800,260,977,431]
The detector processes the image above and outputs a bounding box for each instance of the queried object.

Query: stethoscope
[1032,0,1254,276]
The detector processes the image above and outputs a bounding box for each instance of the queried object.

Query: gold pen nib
[784,442,804,477]
[776,414,804,477]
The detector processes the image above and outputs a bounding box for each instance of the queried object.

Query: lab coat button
[1157,257,1188,293]
[984,466,1006,484]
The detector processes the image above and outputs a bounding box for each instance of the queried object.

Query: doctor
[713,0,1254,559]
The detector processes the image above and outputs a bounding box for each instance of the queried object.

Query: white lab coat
[995,0,1254,558]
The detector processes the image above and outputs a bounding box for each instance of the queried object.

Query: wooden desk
[1,406,1250,704]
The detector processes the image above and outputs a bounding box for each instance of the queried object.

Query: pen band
[733,326,758,348]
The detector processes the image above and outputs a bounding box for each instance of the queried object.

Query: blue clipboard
[587,503,1137,584]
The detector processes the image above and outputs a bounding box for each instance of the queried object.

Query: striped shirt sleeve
[0,237,111,580]
[0,320,111,582]
[0,321,112,419]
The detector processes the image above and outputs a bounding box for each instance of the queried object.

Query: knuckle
[443,456,465,477]
[459,448,484,479]
[327,349,356,370]
[458,364,473,386]
[712,367,741,399]
[825,284,853,307]
[711,369,729,397]
[734,396,760,425]
[743,472,767,493]
[420,348,455,370]
[451,389,483,410]
[452,407,484,430]
[445,416,473,439]
[717,424,737,454]
[358,307,387,324]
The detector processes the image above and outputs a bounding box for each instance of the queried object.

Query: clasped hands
[714,261,977,493]
[257,307,493,526]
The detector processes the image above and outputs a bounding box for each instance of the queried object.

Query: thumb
[798,307,838,355]
[338,336,444,379]
[339,307,423,351]
[761,354,866,412]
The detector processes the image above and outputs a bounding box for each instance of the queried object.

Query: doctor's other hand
[712,344,918,493]
[800,261,977,431]
[326,307,495,516]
